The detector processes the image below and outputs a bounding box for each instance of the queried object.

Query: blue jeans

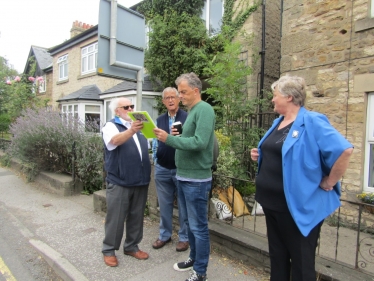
[155,164,188,242]
[178,180,211,276]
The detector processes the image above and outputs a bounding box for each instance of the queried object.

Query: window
[39,75,46,93]
[61,104,78,127]
[85,104,101,132]
[81,42,98,75]
[57,55,68,81]
[364,93,374,192]
[202,0,224,35]
[371,0,374,18]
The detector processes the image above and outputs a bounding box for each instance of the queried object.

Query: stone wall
[234,0,282,101]
[51,35,122,108]
[281,0,374,223]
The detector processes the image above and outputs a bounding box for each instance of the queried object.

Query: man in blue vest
[101,97,151,267]
[152,87,189,252]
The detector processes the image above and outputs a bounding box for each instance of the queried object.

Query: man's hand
[130,120,144,133]
[154,128,169,143]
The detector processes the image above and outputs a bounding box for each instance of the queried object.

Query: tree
[0,57,47,121]
[138,0,205,19]
[145,10,211,88]
[0,56,18,117]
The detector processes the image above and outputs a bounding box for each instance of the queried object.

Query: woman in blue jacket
[250,75,353,281]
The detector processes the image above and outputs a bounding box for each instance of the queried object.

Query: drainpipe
[110,0,143,110]
[258,0,266,127]
[280,0,284,78]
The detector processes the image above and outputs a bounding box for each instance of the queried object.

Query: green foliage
[141,0,258,88]
[74,132,104,194]
[145,10,210,88]
[8,108,103,194]
[205,35,265,183]
[20,161,39,182]
[214,130,240,187]
[0,57,48,120]
[137,0,205,19]
[222,0,260,40]
[357,192,374,205]
[0,114,11,132]
[0,153,10,167]
[0,56,18,116]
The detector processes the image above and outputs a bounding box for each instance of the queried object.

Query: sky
[0,0,142,73]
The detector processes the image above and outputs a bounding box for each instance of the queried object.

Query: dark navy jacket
[156,109,187,169]
[104,117,151,187]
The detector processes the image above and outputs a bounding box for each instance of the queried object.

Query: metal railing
[209,174,374,277]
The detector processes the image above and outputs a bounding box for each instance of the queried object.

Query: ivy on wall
[222,0,260,40]
[136,0,259,88]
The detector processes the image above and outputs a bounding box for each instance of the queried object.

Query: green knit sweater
[165,101,215,179]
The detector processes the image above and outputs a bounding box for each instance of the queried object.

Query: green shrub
[8,108,103,193]
[0,114,11,132]
[0,153,10,167]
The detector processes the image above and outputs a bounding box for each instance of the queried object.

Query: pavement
[0,166,270,281]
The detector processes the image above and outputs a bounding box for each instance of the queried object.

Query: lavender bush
[8,108,103,193]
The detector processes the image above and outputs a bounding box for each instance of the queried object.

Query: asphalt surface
[0,166,269,281]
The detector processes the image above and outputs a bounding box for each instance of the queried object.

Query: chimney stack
[70,20,94,38]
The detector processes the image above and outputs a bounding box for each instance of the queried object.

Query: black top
[255,122,293,212]
[156,109,188,169]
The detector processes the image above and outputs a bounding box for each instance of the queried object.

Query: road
[0,202,62,281]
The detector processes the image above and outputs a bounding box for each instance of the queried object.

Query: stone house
[279,0,374,219]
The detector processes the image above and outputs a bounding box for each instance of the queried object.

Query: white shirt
[102,117,143,160]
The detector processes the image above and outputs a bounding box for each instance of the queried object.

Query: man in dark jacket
[152,87,189,252]
[101,97,151,267]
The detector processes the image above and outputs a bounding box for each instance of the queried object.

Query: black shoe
[173,257,194,271]
[186,270,208,281]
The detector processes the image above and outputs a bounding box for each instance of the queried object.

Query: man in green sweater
[154,72,215,281]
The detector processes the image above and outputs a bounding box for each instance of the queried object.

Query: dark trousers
[263,207,322,281]
[102,183,149,255]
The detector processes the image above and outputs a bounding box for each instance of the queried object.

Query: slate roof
[31,46,53,70]
[101,75,159,95]
[57,85,102,102]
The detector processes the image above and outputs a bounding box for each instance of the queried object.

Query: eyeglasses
[163,96,177,101]
[118,105,135,110]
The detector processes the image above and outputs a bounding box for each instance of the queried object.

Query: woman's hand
[251,148,259,162]
[319,176,334,191]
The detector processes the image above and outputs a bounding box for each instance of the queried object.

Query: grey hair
[162,87,179,99]
[175,72,202,93]
[271,75,306,107]
[108,97,131,115]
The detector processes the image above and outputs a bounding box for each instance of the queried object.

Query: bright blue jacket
[257,107,353,236]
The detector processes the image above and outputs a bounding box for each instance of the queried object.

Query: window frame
[363,93,374,192]
[202,0,224,36]
[81,42,98,75]
[371,0,374,18]
[57,54,68,81]
[39,74,46,93]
